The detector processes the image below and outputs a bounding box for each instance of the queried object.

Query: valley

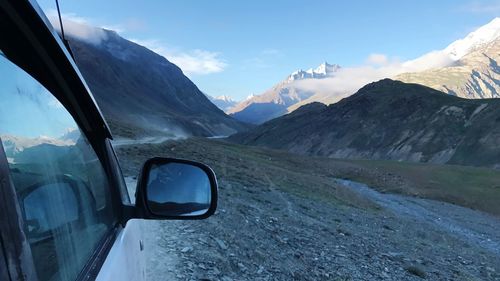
[59,13,500,280]
[116,138,500,281]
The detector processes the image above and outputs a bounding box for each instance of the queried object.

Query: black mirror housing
[134,157,218,220]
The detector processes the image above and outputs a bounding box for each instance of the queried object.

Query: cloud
[366,53,389,66]
[168,50,227,75]
[292,49,455,100]
[130,39,227,75]
[293,64,402,99]
[45,10,108,45]
[401,50,454,72]
[45,11,227,75]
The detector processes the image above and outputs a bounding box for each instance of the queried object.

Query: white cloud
[130,39,227,75]
[401,50,454,72]
[45,11,227,76]
[168,49,227,75]
[292,49,455,99]
[45,10,108,45]
[366,53,389,66]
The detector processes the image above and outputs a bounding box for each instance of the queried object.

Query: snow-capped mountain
[444,17,500,60]
[288,62,340,81]
[207,95,239,112]
[398,18,500,99]
[231,18,500,125]
[229,62,340,124]
[1,134,75,163]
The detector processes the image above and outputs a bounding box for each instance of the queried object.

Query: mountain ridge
[229,79,500,168]
[397,37,500,99]
[68,29,249,138]
[229,18,500,124]
[228,62,340,124]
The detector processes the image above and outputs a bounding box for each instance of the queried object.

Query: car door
[0,2,217,280]
[0,49,143,281]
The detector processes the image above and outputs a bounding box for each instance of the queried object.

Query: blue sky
[37,0,500,100]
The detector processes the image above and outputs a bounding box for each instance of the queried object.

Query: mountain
[231,18,500,125]
[1,134,73,158]
[207,95,238,112]
[229,79,500,168]
[397,37,500,99]
[443,17,500,60]
[397,18,500,99]
[68,30,249,138]
[228,62,340,124]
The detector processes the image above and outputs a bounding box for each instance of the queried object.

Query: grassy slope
[117,138,500,216]
[342,159,500,215]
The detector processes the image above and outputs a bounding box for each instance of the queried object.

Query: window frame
[0,0,130,280]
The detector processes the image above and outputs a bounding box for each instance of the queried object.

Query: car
[0,1,218,281]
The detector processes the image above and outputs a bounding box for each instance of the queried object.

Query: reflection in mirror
[23,182,78,236]
[146,163,211,216]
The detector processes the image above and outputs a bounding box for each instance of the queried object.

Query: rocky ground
[116,138,500,281]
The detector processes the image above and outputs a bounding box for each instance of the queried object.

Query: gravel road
[335,179,500,257]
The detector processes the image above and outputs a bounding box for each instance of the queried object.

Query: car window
[0,52,116,281]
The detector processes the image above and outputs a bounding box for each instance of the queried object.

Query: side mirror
[135,157,218,220]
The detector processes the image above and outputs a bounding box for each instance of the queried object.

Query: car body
[0,1,217,280]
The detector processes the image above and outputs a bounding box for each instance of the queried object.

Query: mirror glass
[146,162,211,216]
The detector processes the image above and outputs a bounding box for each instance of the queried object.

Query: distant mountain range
[68,30,249,138]
[229,18,500,124]
[229,79,500,168]
[207,95,238,112]
[228,62,340,124]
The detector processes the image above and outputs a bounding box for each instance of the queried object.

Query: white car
[0,1,218,281]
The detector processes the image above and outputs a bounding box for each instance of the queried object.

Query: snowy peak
[444,17,500,60]
[214,95,235,103]
[313,62,341,75]
[288,62,340,81]
[207,94,238,112]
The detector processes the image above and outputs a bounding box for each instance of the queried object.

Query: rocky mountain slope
[228,62,340,124]
[397,37,499,99]
[229,79,500,168]
[68,30,249,138]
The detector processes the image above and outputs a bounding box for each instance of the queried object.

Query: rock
[198,263,207,270]
[214,238,228,250]
[257,266,264,274]
[486,266,495,272]
[237,263,246,272]
[181,246,193,253]
[212,267,221,275]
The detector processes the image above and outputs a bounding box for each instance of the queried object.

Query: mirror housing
[134,157,218,220]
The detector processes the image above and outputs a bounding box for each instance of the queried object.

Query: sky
[1,53,75,138]
[37,0,500,101]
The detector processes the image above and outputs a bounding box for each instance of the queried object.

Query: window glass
[0,53,115,281]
